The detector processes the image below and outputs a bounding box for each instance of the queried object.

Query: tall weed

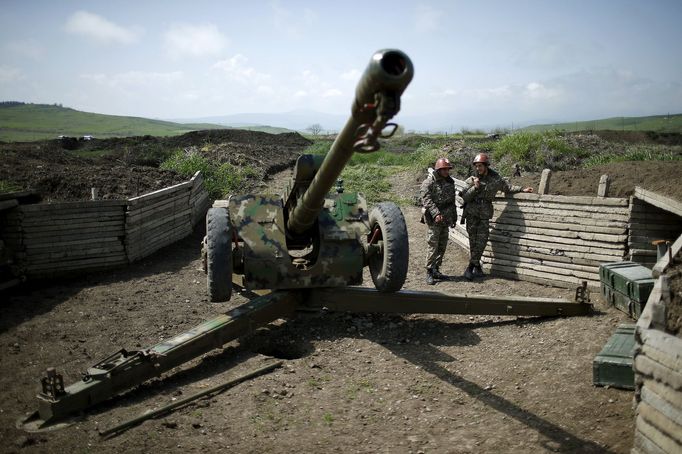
[160,149,258,198]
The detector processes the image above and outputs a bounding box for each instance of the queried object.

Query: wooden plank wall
[449,178,629,289]
[0,172,210,278]
[633,255,682,454]
[630,189,682,268]
[3,200,128,277]
[125,171,209,262]
[189,171,210,227]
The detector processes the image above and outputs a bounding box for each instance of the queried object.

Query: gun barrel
[287,49,414,235]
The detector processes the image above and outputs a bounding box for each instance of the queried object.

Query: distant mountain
[173,109,560,134]
[171,109,348,133]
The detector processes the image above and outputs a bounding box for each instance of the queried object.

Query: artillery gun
[19,50,592,433]
[203,49,414,302]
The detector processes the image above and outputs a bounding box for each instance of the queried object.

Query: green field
[3,102,681,142]
[0,103,223,141]
[522,113,682,133]
[0,103,288,142]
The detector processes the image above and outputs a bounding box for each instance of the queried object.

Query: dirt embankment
[0,130,311,201]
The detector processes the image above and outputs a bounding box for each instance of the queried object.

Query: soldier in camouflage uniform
[420,157,458,285]
[461,153,533,280]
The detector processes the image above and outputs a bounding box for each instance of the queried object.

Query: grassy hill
[522,113,682,133]
[0,103,230,142]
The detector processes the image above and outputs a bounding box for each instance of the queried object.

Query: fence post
[538,169,552,195]
[597,175,610,197]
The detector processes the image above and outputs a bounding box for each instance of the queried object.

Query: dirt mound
[0,130,312,201]
[164,130,311,149]
[510,160,682,200]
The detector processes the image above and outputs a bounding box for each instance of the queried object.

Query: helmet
[473,153,490,166]
[434,157,453,170]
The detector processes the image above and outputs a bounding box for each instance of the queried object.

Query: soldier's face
[474,163,487,176]
[438,168,450,177]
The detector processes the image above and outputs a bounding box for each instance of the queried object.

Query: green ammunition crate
[599,261,654,303]
[600,285,645,320]
[593,324,636,390]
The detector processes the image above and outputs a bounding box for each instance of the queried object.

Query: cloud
[0,65,24,83]
[5,39,44,60]
[80,70,184,88]
[340,69,361,81]
[513,34,587,70]
[64,11,139,44]
[426,66,682,125]
[321,88,342,98]
[212,54,271,84]
[523,82,561,100]
[269,1,317,38]
[164,23,229,59]
[414,5,442,33]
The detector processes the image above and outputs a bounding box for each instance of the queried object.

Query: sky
[1,0,681,131]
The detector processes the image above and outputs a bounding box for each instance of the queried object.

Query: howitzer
[19,50,592,433]
[203,49,415,301]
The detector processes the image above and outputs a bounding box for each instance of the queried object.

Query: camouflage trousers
[425,223,450,270]
[465,216,490,266]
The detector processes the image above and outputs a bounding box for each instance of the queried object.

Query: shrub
[0,180,22,193]
[160,148,258,198]
[583,146,681,167]
[490,130,585,173]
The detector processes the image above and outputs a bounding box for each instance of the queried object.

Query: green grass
[0,180,23,193]
[583,146,682,167]
[0,103,226,142]
[346,379,374,400]
[322,412,334,425]
[522,113,682,133]
[302,137,445,205]
[300,127,680,203]
[489,131,591,174]
[160,149,258,199]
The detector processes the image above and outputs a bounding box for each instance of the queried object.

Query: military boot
[472,264,485,278]
[463,264,474,281]
[426,269,435,285]
[432,268,446,280]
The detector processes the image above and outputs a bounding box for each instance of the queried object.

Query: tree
[306,123,323,136]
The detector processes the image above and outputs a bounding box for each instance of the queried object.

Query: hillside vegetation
[0,103,226,142]
[0,103,299,142]
[298,130,682,204]
[522,113,682,133]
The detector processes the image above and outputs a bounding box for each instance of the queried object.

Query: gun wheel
[368,202,409,292]
[206,207,233,302]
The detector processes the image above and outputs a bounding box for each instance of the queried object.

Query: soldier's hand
[435,214,444,223]
[523,187,533,193]
[473,177,480,189]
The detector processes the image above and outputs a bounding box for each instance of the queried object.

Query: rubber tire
[368,202,409,293]
[206,207,233,302]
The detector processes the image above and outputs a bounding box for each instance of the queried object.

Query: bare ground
[1,196,636,454]
[2,131,680,453]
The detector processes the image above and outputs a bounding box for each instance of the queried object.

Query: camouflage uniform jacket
[461,168,522,219]
[420,171,458,226]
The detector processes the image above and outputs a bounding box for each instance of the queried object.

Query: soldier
[420,157,458,285]
[461,153,533,280]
